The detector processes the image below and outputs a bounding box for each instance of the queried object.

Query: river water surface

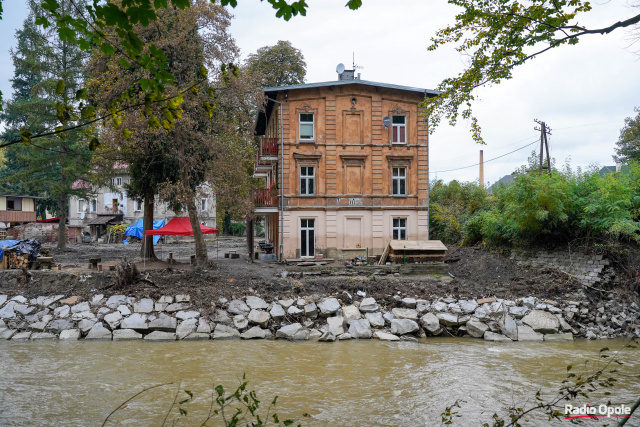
[0,338,638,426]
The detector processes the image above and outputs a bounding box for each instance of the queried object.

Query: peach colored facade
[253,78,437,260]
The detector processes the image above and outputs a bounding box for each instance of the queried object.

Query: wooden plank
[378,240,391,265]
[388,240,448,251]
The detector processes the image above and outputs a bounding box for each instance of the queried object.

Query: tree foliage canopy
[245,40,306,88]
[614,107,640,164]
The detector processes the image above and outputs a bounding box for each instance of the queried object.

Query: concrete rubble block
[318,331,336,342]
[245,296,268,310]
[0,295,7,306]
[134,298,154,313]
[337,333,353,340]
[85,323,112,340]
[196,318,212,334]
[279,299,295,309]
[297,298,306,307]
[11,296,27,304]
[287,306,303,317]
[90,294,105,307]
[241,326,270,340]
[447,303,462,314]
[516,325,544,341]
[144,331,176,341]
[158,296,173,304]
[431,302,447,312]
[390,319,419,336]
[509,306,529,319]
[212,324,240,340]
[416,301,430,314]
[304,302,318,318]
[47,319,73,333]
[149,314,177,332]
[28,320,49,332]
[401,336,419,343]
[120,313,148,330]
[183,332,210,340]
[71,302,90,314]
[12,332,32,340]
[106,295,128,309]
[519,297,536,308]
[365,312,385,328]
[327,316,345,336]
[176,318,198,340]
[489,302,505,318]
[308,329,322,340]
[555,315,573,332]
[78,319,98,334]
[359,298,379,313]
[97,307,111,320]
[213,309,232,325]
[498,314,518,341]
[436,312,459,326]
[104,311,123,329]
[233,315,249,330]
[165,303,190,313]
[155,303,168,312]
[484,331,512,342]
[303,319,314,328]
[175,295,190,303]
[276,323,310,341]
[348,319,372,339]
[14,304,35,316]
[342,305,362,325]
[374,331,401,341]
[176,310,200,321]
[466,319,489,338]
[401,298,417,309]
[543,333,573,342]
[117,305,132,316]
[71,311,96,321]
[43,295,64,307]
[382,312,395,325]
[459,300,478,314]
[113,329,143,341]
[248,309,270,328]
[59,329,81,341]
[227,300,251,315]
[269,304,286,322]
[473,306,491,322]
[443,297,457,304]
[317,298,341,316]
[0,329,17,340]
[421,313,442,335]
[391,308,419,321]
[54,305,70,319]
[521,310,561,334]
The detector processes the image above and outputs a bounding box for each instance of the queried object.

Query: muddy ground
[0,237,611,314]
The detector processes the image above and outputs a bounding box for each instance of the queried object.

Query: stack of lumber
[5,251,31,269]
[378,240,448,265]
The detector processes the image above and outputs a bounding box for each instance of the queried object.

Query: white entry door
[300,219,315,257]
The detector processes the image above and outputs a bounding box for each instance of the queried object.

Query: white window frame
[300,218,315,257]
[392,115,406,144]
[300,166,315,195]
[77,198,86,214]
[392,217,407,240]
[134,200,142,212]
[200,198,208,212]
[299,113,314,141]
[392,167,407,196]
[90,199,97,213]
[112,177,122,187]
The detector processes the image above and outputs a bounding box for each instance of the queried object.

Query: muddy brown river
[0,338,638,426]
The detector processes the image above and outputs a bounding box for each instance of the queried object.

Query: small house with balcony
[251,69,437,260]
[0,194,38,233]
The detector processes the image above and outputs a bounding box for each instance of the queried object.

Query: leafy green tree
[614,107,640,164]
[1,0,92,249]
[245,40,306,88]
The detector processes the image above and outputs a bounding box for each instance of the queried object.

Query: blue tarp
[0,239,40,261]
[0,240,21,260]
[124,219,165,244]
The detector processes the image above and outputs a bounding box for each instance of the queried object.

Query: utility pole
[534,119,552,175]
[479,150,484,188]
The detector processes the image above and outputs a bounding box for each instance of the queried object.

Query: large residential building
[251,69,437,260]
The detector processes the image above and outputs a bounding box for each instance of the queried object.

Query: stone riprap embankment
[0,293,638,343]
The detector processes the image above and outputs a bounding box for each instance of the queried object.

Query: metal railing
[251,188,278,208]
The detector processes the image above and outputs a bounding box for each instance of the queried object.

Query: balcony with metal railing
[251,188,279,211]
[260,137,279,158]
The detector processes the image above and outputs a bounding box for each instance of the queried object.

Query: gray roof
[264,79,439,97]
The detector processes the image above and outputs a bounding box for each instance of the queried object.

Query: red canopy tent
[144,217,218,236]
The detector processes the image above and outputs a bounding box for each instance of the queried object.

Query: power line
[430,139,538,174]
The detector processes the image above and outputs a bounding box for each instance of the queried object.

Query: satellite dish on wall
[383,116,391,129]
[336,63,345,74]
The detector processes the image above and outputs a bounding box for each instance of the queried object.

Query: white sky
[2,1,639,185]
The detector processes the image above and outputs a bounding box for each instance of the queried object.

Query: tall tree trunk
[57,189,67,250]
[140,189,157,260]
[186,192,207,265]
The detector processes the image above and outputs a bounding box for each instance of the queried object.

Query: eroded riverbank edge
[1,267,638,343]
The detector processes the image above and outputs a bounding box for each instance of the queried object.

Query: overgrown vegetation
[430,161,640,258]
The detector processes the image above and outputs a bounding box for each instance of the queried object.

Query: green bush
[229,222,246,237]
